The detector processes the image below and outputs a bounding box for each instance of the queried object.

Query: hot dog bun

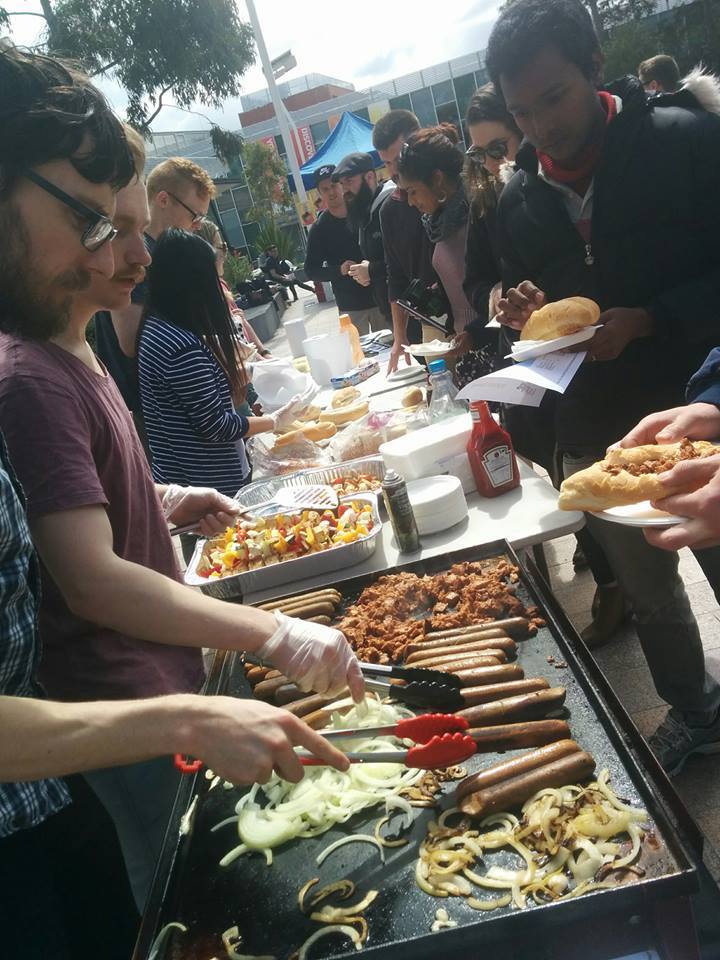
[331,386,361,408]
[558,439,720,512]
[519,296,600,342]
[319,400,369,426]
[402,385,424,408]
[273,420,337,448]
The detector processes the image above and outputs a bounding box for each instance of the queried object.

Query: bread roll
[558,439,720,511]
[298,404,322,422]
[402,385,424,408]
[319,400,369,426]
[331,386,361,409]
[274,421,337,448]
[520,296,600,342]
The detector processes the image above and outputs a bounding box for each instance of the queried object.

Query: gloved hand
[257,611,365,702]
[271,394,310,432]
[161,484,240,537]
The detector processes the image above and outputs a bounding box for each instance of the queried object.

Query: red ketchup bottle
[467,401,520,497]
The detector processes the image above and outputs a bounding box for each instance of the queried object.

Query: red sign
[297,124,315,161]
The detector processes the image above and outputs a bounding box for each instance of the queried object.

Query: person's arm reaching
[387,301,411,374]
[29,504,364,700]
[0,693,350,785]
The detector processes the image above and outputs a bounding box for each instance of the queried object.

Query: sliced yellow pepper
[274,534,289,555]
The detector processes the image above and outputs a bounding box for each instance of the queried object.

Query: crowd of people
[3,0,720,954]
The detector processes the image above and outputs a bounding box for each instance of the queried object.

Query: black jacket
[495,76,720,454]
[303,210,376,311]
[357,181,395,321]
[380,189,435,301]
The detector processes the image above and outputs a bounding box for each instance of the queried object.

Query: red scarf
[537,91,617,189]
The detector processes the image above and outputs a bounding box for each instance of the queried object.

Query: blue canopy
[297,112,381,191]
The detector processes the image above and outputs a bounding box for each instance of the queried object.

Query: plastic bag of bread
[246,432,330,479]
[327,409,414,463]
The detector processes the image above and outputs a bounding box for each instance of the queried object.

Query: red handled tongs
[297,713,476,769]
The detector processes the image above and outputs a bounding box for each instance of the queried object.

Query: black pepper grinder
[381,469,421,552]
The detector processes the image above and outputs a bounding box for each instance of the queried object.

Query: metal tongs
[359,662,464,711]
[297,712,475,769]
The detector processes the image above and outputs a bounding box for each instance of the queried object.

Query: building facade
[144,50,488,264]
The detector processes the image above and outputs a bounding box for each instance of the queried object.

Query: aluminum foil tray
[184,493,381,600]
[235,456,384,509]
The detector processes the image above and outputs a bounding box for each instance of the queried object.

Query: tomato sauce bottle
[467,401,520,497]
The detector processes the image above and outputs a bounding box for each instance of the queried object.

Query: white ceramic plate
[591,501,685,527]
[507,325,599,362]
[407,339,452,358]
[387,365,427,383]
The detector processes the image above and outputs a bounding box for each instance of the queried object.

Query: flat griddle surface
[134,541,696,960]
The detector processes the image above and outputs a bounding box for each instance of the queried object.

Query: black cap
[314,163,335,186]
[332,152,375,181]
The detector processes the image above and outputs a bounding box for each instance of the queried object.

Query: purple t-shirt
[0,333,205,701]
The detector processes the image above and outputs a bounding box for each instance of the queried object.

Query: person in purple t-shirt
[0,45,364,914]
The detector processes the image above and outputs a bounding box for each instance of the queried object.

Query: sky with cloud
[4,0,501,131]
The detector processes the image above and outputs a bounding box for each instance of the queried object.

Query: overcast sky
[5,0,501,132]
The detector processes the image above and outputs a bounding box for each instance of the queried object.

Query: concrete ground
[261,290,720,880]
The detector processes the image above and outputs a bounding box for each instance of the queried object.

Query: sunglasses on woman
[24,169,117,252]
[465,139,510,165]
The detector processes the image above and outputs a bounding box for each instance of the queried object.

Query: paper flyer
[457,351,586,407]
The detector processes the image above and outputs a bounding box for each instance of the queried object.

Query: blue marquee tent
[297,111,381,191]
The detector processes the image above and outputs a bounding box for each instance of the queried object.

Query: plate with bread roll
[558,437,720,525]
[507,296,601,362]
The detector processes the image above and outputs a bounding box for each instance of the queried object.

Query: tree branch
[90,58,121,77]
[4,11,48,16]
[142,85,173,128]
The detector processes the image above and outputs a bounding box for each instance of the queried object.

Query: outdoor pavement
[261,289,720,882]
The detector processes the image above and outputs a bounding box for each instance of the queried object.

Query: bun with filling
[520,296,600,342]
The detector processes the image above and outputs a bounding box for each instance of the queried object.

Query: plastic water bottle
[427,358,466,423]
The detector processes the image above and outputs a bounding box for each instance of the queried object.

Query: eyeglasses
[24,170,117,252]
[465,139,510,165]
[166,190,204,225]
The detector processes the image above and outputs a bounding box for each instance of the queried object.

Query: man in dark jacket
[485,0,720,774]
[334,152,394,329]
[372,110,435,371]
[303,164,382,333]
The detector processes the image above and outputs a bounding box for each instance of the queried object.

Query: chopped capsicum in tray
[197,501,376,580]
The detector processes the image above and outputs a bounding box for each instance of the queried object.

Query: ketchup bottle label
[482,445,515,488]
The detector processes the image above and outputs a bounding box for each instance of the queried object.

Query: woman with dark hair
[396,123,474,339]
[138,229,305,499]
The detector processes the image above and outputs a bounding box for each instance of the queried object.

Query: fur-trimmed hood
[679,64,720,115]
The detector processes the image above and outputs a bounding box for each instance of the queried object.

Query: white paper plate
[407,339,452,358]
[388,365,427,383]
[591,501,685,527]
[507,325,599,362]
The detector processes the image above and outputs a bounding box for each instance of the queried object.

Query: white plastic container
[283,316,308,359]
[302,332,353,386]
[406,475,468,535]
[379,413,472,482]
[251,359,313,413]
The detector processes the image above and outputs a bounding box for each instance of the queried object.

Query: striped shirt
[0,433,70,837]
[138,316,251,498]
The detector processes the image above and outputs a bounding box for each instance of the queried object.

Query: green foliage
[241,141,291,224]
[253,220,297,264]
[223,251,253,289]
[0,0,256,130]
[211,126,244,169]
[602,19,660,79]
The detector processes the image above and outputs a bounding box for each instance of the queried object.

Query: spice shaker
[381,469,421,552]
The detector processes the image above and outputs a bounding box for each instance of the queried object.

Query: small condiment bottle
[339,313,364,365]
[466,401,520,497]
[381,469,421,552]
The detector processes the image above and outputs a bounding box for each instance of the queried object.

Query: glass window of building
[274,135,287,159]
[431,80,455,107]
[354,106,371,122]
[231,185,254,218]
[409,87,436,127]
[436,100,461,132]
[310,119,330,150]
[453,73,478,121]
[474,69,488,89]
[216,188,236,212]
[218,208,245,249]
[389,94,412,111]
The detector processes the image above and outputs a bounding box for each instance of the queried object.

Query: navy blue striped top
[138,316,251,498]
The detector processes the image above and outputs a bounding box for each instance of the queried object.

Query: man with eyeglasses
[0,44,364,932]
[93,156,216,417]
